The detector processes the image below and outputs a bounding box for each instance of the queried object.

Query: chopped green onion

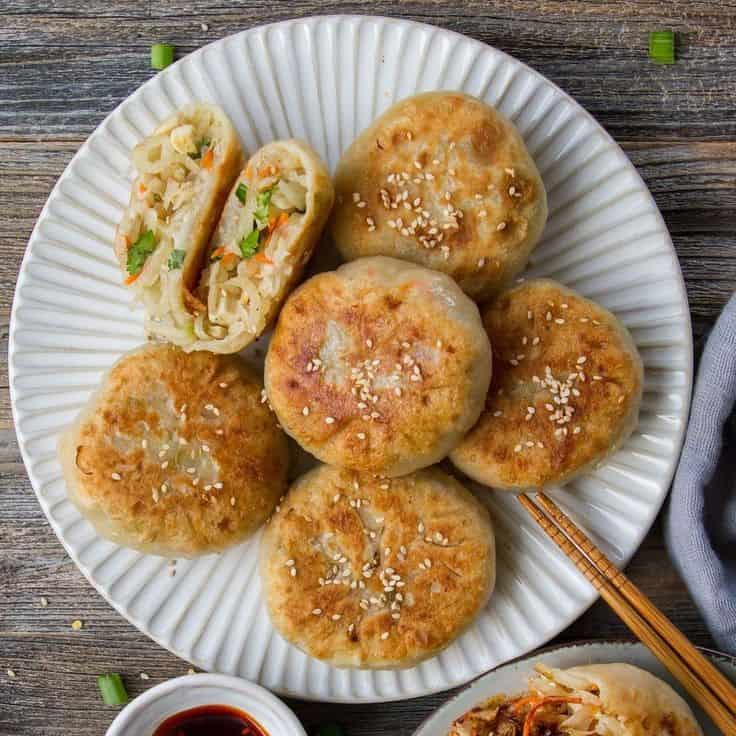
[167,249,186,270]
[649,31,675,65]
[254,185,276,227]
[151,44,175,70]
[239,230,260,259]
[126,229,157,275]
[189,137,211,160]
[235,182,248,204]
[97,673,129,706]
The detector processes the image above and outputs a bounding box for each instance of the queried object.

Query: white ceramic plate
[414,641,736,736]
[9,15,692,703]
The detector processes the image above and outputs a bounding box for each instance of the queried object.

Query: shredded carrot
[119,234,131,250]
[258,164,279,177]
[210,247,226,261]
[511,697,543,714]
[124,272,140,285]
[245,164,253,179]
[254,251,273,265]
[201,148,214,170]
[521,697,582,736]
[222,252,239,269]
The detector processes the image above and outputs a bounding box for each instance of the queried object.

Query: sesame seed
[230,497,236,507]
[593,375,602,381]
[214,482,223,489]
[546,311,552,321]
[514,444,522,453]
[331,613,342,621]
[573,426,582,434]
[493,410,503,417]
[352,192,361,202]
[325,416,335,424]
[418,522,425,534]
[71,619,83,631]
[357,201,367,208]
[381,632,390,640]
[111,472,121,481]
[478,209,487,217]
[7,669,16,679]
[357,432,366,440]
[527,310,533,320]
[40,597,48,607]
[532,337,541,345]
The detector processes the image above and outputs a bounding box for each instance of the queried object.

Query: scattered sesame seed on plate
[7,669,16,679]
[140,672,150,680]
[71,619,83,630]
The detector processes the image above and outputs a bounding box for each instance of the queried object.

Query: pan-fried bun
[330,92,547,301]
[58,344,289,558]
[450,279,643,491]
[450,662,702,736]
[264,256,492,477]
[552,664,703,736]
[260,464,495,669]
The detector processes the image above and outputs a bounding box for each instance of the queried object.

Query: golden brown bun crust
[58,344,289,557]
[264,256,492,477]
[565,664,703,736]
[450,279,643,490]
[260,464,495,668]
[330,92,547,301]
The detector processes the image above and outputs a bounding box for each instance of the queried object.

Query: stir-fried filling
[191,155,309,343]
[450,666,620,736]
[209,162,307,272]
[118,114,220,284]
[451,694,585,736]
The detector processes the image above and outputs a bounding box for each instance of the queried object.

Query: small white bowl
[105,674,307,736]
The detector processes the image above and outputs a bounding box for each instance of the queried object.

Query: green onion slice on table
[97,673,129,706]
[649,31,675,64]
[151,43,175,70]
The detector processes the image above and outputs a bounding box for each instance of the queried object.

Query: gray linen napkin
[666,293,736,655]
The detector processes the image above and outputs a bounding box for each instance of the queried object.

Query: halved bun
[115,103,243,343]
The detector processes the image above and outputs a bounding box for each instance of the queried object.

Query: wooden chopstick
[518,492,736,736]
[534,492,736,710]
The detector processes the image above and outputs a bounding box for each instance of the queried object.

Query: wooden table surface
[1,2,735,734]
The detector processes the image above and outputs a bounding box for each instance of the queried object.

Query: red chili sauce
[152,704,268,736]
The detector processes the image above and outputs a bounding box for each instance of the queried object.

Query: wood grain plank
[1,3,735,140]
